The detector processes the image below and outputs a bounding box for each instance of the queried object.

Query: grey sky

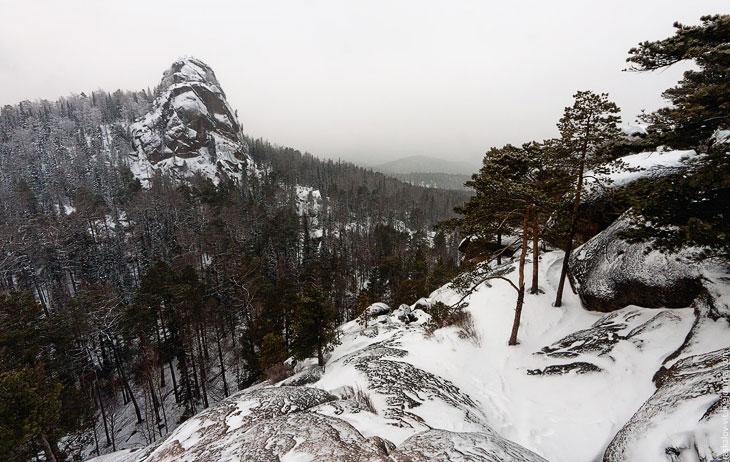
[0,1,726,167]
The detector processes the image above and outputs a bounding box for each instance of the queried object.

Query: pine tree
[621,14,730,259]
[259,333,289,372]
[553,91,621,307]
[446,143,560,345]
[626,14,729,148]
[0,367,63,462]
[291,288,338,367]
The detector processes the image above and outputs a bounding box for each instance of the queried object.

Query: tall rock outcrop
[129,57,250,184]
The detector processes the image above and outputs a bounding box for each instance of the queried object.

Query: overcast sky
[0,1,726,167]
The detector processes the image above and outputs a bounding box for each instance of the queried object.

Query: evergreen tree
[0,367,63,462]
[259,333,289,372]
[621,14,730,259]
[291,288,338,367]
[553,91,622,307]
[446,143,559,345]
[626,14,729,148]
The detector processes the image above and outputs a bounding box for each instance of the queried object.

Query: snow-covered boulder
[394,303,417,323]
[145,386,335,462]
[366,302,392,317]
[129,57,250,185]
[603,348,730,462]
[570,213,704,312]
[595,148,698,192]
[390,429,549,462]
[210,412,394,462]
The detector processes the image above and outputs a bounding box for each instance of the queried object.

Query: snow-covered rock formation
[604,347,730,462]
[570,213,704,312]
[129,57,250,185]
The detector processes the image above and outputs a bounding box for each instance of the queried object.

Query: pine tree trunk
[178,348,194,409]
[154,321,165,388]
[111,341,143,423]
[216,327,229,397]
[496,232,502,265]
[530,211,539,294]
[508,210,529,346]
[169,360,180,404]
[146,376,162,425]
[95,380,111,447]
[317,342,324,367]
[554,150,587,307]
[196,326,209,409]
[39,433,57,462]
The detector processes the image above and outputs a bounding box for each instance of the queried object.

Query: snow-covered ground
[315,251,700,461]
[87,248,729,462]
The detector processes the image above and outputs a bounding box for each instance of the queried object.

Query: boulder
[366,302,392,317]
[218,412,393,462]
[603,348,730,462]
[145,386,336,462]
[390,429,548,462]
[394,304,417,323]
[570,213,704,312]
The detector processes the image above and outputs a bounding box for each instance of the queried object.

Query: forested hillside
[0,58,468,460]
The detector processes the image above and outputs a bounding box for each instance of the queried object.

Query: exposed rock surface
[337,333,488,432]
[129,57,250,184]
[390,429,549,462]
[527,361,602,376]
[603,348,730,462]
[537,309,684,360]
[212,412,393,462]
[145,386,335,462]
[570,213,704,312]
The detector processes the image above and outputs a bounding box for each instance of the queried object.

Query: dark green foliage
[622,148,730,259]
[0,292,43,370]
[259,333,289,372]
[621,15,730,259]
[291,288,339,367]
[0,367,63,461]
[626,14,730,148]
[424,301,454,332]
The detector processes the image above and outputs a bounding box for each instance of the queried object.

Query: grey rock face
[569,213,704,312]
[129,57,250,184]
[537,309,683,360]
[145,386,335,462]
[603,348,730,462]
[390,429,549,462]
[219,412,393,462]
[338,335,487,431]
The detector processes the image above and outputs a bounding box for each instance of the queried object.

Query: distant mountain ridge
[391,172,472,191]
[374,155,476,175]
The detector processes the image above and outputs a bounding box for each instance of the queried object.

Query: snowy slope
[87,248,730,462]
